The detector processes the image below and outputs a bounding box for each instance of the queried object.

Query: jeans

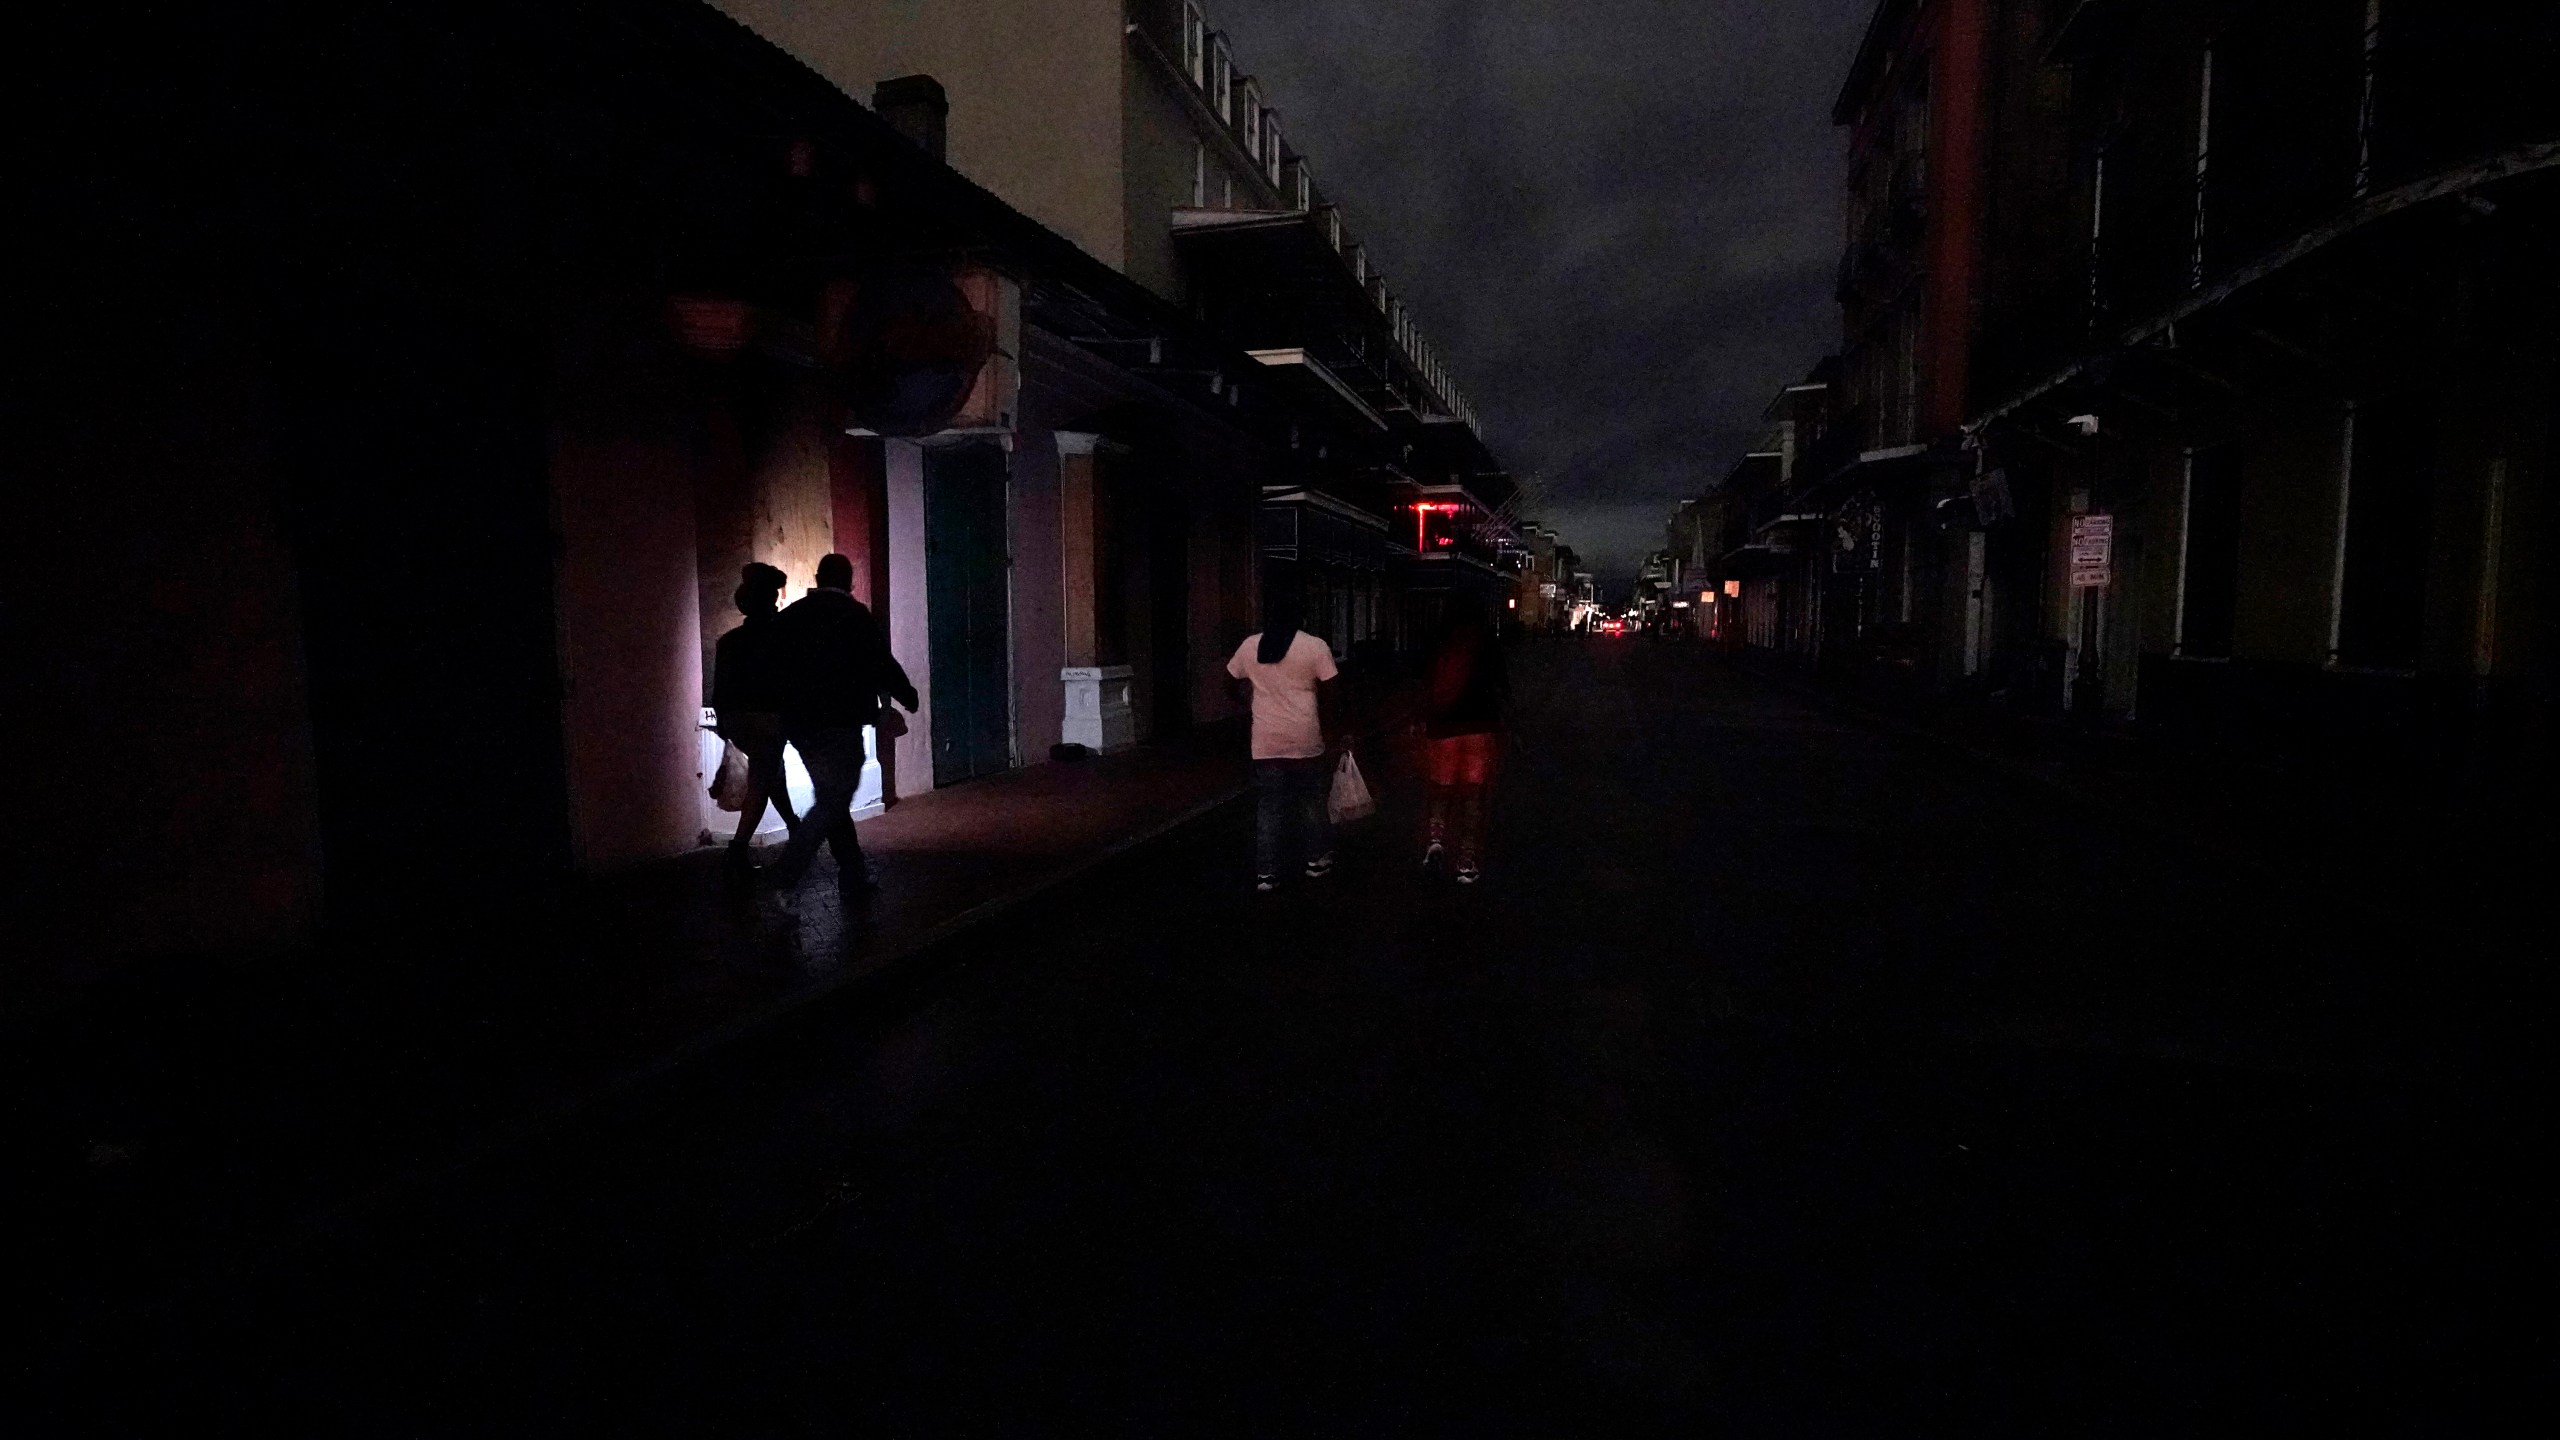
[769,724,869,887]
[1255,756,1334,877]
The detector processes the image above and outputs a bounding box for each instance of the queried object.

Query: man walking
[766,552,918,908]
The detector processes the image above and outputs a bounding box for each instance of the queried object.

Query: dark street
[69,641,2541,1432]
[24,3,2557,1432]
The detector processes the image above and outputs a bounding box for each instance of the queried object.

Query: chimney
[873,75,948,160]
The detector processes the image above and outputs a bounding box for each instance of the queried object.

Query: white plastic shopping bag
[708,740,751,812]
[1327,750,1376,825]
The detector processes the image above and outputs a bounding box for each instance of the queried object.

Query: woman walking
[1226,586,1340,892]
[1419,594,1509,885]
[712,562,801,871]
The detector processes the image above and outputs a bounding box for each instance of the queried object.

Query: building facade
[22,0,1532,991]
[1683,0,2552,782]
[711,0,1522,676]
[1966,0,2556,776]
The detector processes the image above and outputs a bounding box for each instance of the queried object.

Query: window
[1221,172,1234,209]
[1190,140,1206,208]
[2354,0,2382,194]
[1182,3,1205,87]
[2176,444,2244,658]
[1241,80,1263,157]
[2087,146,2108,324]
[1263,116,1283,186]
[2191,44,2214,287]
[1289,156,1311,212]
[1211,37,1232,124]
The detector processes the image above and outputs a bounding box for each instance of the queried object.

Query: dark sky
[1216,0,1875,584]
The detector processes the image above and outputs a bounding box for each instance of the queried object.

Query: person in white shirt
[1225,586,1340,892]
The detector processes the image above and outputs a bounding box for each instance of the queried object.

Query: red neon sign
[1410,501,1464,552]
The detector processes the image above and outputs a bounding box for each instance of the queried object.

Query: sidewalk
[1716,649,2548,961]
[18,724,1251,1374]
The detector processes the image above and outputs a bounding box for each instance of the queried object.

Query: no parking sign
[2069,513,2114,589]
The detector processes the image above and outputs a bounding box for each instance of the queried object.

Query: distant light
[1723,580,1741,597]
[1672,601,1691,608]
[1507,597,1518,608]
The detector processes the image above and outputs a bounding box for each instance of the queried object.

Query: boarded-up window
[2334,397,2436,669]
[2178,444,2244,658]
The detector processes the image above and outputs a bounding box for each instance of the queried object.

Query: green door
[925,443,1013,786]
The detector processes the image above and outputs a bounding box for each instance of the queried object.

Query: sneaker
[1255,875,1279,893]
[1455,865,1481,886]
[1304,854,1336,880]
[1422,841,1446,873]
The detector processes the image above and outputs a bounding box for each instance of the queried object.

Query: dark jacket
[711,611,790,716]
[1423,623,1509,739]
[772,588,918,731]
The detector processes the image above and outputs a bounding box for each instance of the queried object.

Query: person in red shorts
[1418,594,1509,885]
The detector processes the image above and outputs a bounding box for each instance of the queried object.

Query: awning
[1795,440,1949,510]
[1401,549,1514,602]
[1719,542,1801,577]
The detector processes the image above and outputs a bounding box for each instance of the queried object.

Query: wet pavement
[38,641,2546,1432]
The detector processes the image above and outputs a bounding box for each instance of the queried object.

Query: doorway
[924,442,1013,786]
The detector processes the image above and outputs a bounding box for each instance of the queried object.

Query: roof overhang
[1969,141,2560,435]
[1247,348,1385,431]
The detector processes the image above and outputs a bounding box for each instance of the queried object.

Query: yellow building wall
[1120,34,1271,303]
[1123,55,1204,300]
[708,0,1129,271]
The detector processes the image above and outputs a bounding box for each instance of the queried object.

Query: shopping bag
[708,740,751,812]
[1327,750,1376,825]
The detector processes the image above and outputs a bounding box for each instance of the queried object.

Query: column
[1055,431,1136,753]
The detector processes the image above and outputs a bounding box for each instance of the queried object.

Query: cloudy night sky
[1215,0,1875,588]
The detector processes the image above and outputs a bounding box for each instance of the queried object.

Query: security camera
[2066,413,2101,437]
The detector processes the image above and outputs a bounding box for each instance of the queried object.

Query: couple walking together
[713,553,917,909]
[1228,591,1508,891]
